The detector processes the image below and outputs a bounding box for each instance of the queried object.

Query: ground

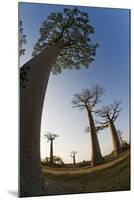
[42,149,130,195]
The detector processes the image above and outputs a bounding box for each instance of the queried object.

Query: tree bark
[20,43,62,197]
[73,155,75,165]
[109,120,122,155]
[87,110,103,166]
[50,140,53,164]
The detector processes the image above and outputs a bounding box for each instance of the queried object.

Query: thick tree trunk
[109,120,122,155]
[73,155,75,165]
[20,43,62,197]
[50,140,53,164]
[87,110,103,166]
[74,156,76,165]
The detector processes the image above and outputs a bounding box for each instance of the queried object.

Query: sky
[19,2,130,163]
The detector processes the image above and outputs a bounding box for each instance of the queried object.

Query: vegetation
[19,7,129,197]
[20,8,99,197]
[96,101,122,155]
[72,85,105,166]
[43,149,130,195]
[19,20,27,56]
[44,133,59,164]
[70,151,77,165]
[42,155,64,166]
[32,7,98,74]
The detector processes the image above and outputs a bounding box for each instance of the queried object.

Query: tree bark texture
[50,140,53,164]
[73,156,75,165]
[20,43,62,197]
[109,120,122,155]
[87,110,103,166]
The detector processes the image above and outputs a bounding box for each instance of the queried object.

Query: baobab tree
[96,101,122,155]
[44,132,59,164]
[117,130,129,149]
[72,85,105,166]
[71,151,77,165]
[20,7,99,196]
[117,130,124,147]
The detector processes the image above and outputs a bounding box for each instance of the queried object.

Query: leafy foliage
[32,7,99,74]
[19,20,27,56]
[43,155,64,165]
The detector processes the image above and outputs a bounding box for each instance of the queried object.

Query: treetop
[32,7,99,74]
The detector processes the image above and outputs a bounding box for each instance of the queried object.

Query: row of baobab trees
[43,84,124,167]
[43,131,78,165]
[20,7,127,196]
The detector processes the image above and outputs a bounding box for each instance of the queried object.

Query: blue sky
[19,3,130,163]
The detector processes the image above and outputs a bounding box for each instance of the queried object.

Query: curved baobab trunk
[20,43,62,197]
[88,110,103,166]
[50,140,53,164]
[109,120,122,155]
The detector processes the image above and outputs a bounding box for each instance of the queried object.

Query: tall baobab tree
[20,7,99,196]
[44,132,59,164]
[96,101,122,155]
[72,85,105,166]
[71,151,77,165]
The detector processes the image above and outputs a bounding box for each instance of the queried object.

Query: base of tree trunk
[19,168,46,197]
[114,148,123,156]
[92,156,104,166]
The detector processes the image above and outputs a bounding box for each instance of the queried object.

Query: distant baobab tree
[96,101,122,155]
[44,132,59,164]
[71,151,77,165]
[20,7,99,196]
[72,85,105,166]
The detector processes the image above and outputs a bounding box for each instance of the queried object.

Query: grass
[43,149,130,195]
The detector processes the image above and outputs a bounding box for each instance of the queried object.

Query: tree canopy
[70,151,77,156]
[19,20,27,56]
[44,132,59,142]
[96,101,122,126]
[72,85,105,111]
[32,7,99,74]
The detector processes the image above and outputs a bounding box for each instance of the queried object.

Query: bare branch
[111,101,122,121]
[70,151,77,157]
[91,85,105,107]
[72,85,104,112]
[84,123,107,134]
[96,100,122,124]
[96,106,111,120]
[95,120,108,127]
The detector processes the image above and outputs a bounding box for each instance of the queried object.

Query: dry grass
[42,149,130,195]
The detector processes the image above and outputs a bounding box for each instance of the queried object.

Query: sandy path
[42,151,129,175]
